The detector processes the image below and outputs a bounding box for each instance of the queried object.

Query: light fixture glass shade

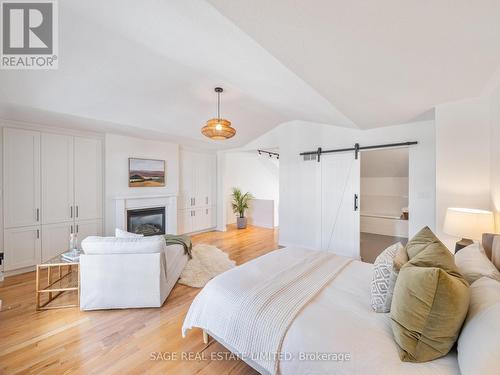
[443,207,494,240]
[201,118,236,140]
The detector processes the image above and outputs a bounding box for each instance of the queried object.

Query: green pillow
[405,226,449,260]
[391,228,470,362]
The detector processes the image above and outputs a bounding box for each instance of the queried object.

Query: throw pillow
[455,243,500,285]
[370,242,404,313]
[393,245,409,272]
[457,277,500,374]
[404,226,448,259]
[115,228,144,238]
[391,231,470,362]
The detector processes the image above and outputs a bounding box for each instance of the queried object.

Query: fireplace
[127,207,166,236]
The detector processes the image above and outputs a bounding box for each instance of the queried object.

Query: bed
[182,246,460,374]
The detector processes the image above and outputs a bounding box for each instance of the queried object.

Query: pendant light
[201,87,236,140]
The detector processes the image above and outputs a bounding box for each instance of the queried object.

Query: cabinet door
[41,222,72,262]
[75,219,102,249]
[74,137,103,221]
[179,151,195,209]
[4,226,41,271]
[41,133,74,224]
[3,128,41,228]
[177,209,192,234]
[205,155,216,206]
[200,207,212,230]
[192,208,205,232]
[193,153,216,208]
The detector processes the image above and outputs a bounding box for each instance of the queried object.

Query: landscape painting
[128,158,166,187]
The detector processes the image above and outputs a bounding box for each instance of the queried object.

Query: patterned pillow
[371,242,404,313]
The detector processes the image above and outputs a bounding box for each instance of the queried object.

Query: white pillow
[115,228,144,238]
[370,242,403,313]
[458,277,500,375]
[82,236,164,255]
[455,243,500,284]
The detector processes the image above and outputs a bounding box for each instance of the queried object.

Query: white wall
[435,97,491,248]
[104,133,179,235]
[491,84,500,232]
[360,177,408,217]
[223,151,279,226]
[254,120,436,249]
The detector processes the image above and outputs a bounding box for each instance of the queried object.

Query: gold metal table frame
[35,257,80,310]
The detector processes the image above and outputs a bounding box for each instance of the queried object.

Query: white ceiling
[1,1,499,146]
[208,0,500,128]
[361,148,409,178]
[0,0,352,149]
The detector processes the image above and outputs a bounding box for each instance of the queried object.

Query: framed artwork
[128,158,166,187]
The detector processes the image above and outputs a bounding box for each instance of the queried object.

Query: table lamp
[443,207,494,252]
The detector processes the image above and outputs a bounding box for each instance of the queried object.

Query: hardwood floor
[0,225,279,375]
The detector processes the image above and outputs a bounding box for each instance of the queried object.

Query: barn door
[320,152,360,258]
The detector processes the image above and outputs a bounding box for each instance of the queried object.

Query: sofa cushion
[82,235,165,255]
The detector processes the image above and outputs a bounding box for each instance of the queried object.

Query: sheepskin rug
[178,244,236,288]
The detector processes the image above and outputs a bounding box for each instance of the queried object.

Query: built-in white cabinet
[75,219,103,248]
[41,222,73,262]
[3,128,41,229]
[74,137,103,221]
[178,150,216,234]
[3,128,104,273]
[41,133,74,224]
[4,226,41,271]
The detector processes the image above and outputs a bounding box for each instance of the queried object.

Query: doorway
[359,148,409,263]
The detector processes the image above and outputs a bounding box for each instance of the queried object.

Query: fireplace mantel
[114,195,177,235]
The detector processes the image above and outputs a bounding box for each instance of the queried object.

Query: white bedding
[183,247,460,375]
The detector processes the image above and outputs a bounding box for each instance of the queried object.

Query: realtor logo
[1,0,58,69]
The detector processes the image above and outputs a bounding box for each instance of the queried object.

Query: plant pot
[236,217,247,229]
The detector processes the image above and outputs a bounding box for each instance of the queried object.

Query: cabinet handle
[76,225,79,233]
[193,198,195,206]
[36,229,40,239]
[70,206,73,218]
[71,225,73,234]
[206,197,208,204]
[76,206,79,218]
[36,208,40,222]
[206,209,208,215]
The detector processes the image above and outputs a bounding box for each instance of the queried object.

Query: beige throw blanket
[182,248,352,374]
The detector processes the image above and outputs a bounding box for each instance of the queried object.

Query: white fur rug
[178,245,236,288]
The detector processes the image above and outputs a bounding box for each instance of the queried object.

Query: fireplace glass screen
[127,207,166,236]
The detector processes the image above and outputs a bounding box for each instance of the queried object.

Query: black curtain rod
[299,141,418,161]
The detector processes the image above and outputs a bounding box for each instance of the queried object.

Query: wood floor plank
[0,225,278,374]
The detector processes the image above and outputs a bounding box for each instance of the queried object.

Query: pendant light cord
[217,91,220,121]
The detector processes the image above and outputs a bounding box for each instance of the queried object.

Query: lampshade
[443,207,494,240]
[201,87,236,140]
[201,118,236,140]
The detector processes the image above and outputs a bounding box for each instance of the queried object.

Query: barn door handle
[354,194,359,211]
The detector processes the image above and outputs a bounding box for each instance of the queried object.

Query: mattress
[197,248,460,375]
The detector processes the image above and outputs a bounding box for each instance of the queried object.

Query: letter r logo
[2,2,53,54]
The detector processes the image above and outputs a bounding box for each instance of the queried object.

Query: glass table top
[42,250,82,265]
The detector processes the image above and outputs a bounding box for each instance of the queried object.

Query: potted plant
[231,187,254,229]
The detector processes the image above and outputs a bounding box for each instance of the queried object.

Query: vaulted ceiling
[208,0,500,128]
[1,0,499,148]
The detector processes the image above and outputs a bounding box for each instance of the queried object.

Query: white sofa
[80,235,188,310]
